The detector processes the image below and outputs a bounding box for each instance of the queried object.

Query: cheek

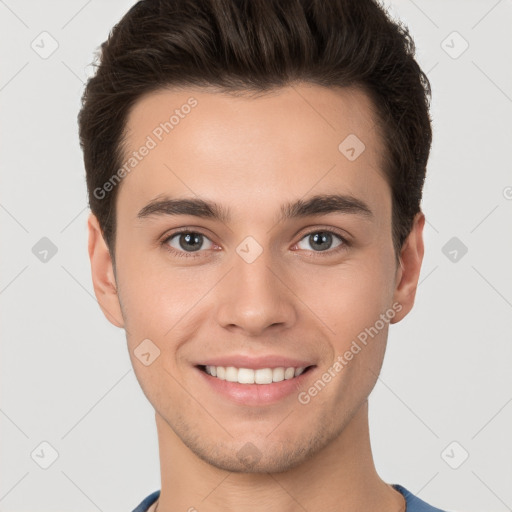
[119,270,199,336]
[116,257,209,401]
[314,261,394,403]
[295,255,396,340]
[115,242,221,351]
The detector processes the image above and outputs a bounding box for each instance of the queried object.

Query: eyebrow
[136,193,373,224]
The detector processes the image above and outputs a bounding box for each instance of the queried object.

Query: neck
[154,400,404,512]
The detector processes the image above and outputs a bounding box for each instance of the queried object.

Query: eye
[163,230,215,257]
[161,228,349,259]
[295,230,347,254]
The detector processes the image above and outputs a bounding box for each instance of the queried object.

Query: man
[79,0,449,510]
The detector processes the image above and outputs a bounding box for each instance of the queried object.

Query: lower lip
[195,366,316,406]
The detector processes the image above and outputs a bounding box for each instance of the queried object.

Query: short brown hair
[78,0,432,261]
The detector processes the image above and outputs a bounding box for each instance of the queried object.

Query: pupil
[180,232,202,251]
[310,232,332,251]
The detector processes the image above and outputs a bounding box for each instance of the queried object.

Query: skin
[88,84,424,512]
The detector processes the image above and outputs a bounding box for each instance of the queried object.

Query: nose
[215,250,298,336]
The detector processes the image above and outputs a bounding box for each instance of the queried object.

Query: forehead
[117,84,389,222]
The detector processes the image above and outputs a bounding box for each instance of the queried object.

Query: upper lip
[196,355,316,370]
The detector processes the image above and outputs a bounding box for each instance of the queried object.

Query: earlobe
[391,212,425,324]
[87,212,125,328]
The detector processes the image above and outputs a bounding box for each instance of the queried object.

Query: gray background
[1,1,511,511]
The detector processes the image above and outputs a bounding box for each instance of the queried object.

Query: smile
[200,365,312,384]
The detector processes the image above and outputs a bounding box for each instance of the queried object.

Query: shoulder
[392,484,450,512]
[131,490,160,512]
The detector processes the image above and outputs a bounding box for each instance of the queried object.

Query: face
[88,84,424,473]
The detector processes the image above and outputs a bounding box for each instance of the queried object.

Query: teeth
[294,367,306,377]
[286,367,296,379]
[225,366,238,382]
[255,368,273,384]
[238,368,255,384]
[204,365,307,384]
[272,367,285,382]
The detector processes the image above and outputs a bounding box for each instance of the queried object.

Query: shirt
[131,484,449,511]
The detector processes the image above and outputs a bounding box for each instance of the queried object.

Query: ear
[391,212,425,324]
[87,212,124,328]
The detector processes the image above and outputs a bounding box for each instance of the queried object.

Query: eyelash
[160,227,351,259]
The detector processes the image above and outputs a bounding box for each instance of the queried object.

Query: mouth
[193,355,318,405]
[196,364,316,384]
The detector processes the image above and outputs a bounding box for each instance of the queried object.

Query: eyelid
[161,228,216,258]
[292,227,351,257]
[160,226,215,245]
[295,225,351,244]
[161,225,352,258]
